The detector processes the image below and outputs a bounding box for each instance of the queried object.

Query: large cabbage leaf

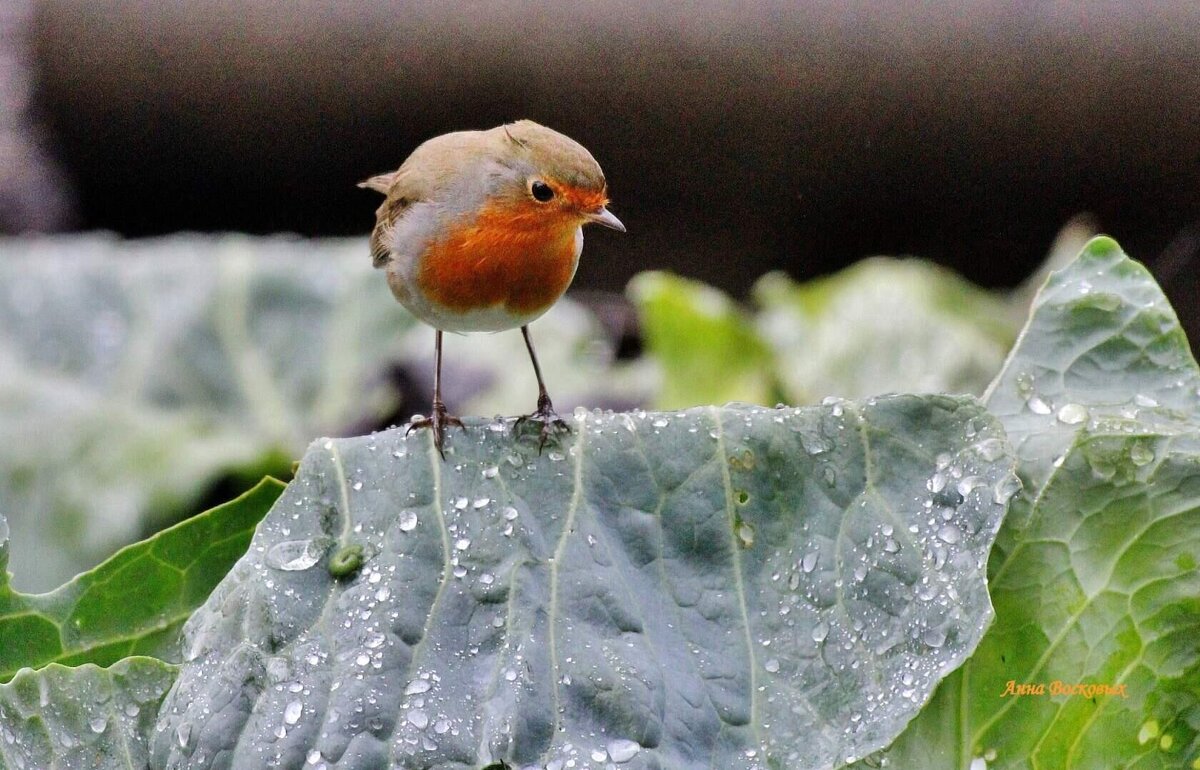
[0,478,284,682]
[154,398,1016,769]
[874,237,1200,768]
[0,658,176,770]
[0,234,413,591]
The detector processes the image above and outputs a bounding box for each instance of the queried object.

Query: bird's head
[493,120,625,233]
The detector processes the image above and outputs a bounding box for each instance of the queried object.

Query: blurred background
[3,0,1200,590]
[8,1,1200,300]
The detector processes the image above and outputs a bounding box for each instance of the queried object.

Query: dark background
[9,1,1200,317]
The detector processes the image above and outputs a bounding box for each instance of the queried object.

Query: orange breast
[416,200,580,316]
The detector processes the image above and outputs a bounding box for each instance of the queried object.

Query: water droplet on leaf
[267,539,324,571]
[1056,403,1088,424]
[607,738,640,763]
[405,678,432,695]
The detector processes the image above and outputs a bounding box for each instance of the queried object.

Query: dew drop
[883,537,900,553]
[922,627,947,648]
[937,524,961,544]
[482,466,499,479]
[992,475,1022,505]
[591,748,609,762]
[504,669,517,682]
[473,497,490,509]
[176,722,191,748]
[801,551,819,573]
[1027,395,1052,415]
[1057,403,1088,424]
[1134,393,1159,408]
[735,519,755,548]
[267,539,323,571]
[455,538,471,551]
[1130,441,1155,466]
[307,749,323,765]
[607,738,641,763]
[764,658,780,673]
[974,437,1006,461]
[352,481,363,491]
[811,622,830,642]
[89,717,107,734]
[1138,719,1160,744]
[454,497,468,510]
[433,719,451,734]
[284,700,303,725]
[124,703,140,717]
[398,510,418,531]
[405,678,432,695]
[956,476,985,497]
[408,709,429,729]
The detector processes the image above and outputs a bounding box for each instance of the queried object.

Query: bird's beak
[586,207,626,232]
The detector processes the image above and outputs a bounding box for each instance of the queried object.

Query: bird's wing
[359,130,501,268]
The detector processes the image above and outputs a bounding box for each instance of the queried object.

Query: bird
[360,120,625,457]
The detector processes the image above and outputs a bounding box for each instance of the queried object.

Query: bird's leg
[514,324,570,451]
[407,329,464,459]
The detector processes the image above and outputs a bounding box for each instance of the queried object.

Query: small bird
[360,120,625,456]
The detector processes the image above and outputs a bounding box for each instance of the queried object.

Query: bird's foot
[407,401,464,459]
[514,394,571,453]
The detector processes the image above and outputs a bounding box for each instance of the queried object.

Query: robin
[360,120,625,456]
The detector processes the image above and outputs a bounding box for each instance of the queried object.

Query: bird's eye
[530,180,554,202]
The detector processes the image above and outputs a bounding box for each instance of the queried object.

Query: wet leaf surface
[155,399,1014,770]
[876,237,1200,768]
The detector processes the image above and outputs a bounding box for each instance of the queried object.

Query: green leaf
[754,259,1017,403]
[154,399,1016,769]
[629,271,775,408]
[875,236,1200,768]
[0,657,176,770]
[0,234,415,591]
[0,478,285,682]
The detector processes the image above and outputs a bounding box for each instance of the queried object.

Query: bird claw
[408,402,464,459]
[514,398,571,453]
